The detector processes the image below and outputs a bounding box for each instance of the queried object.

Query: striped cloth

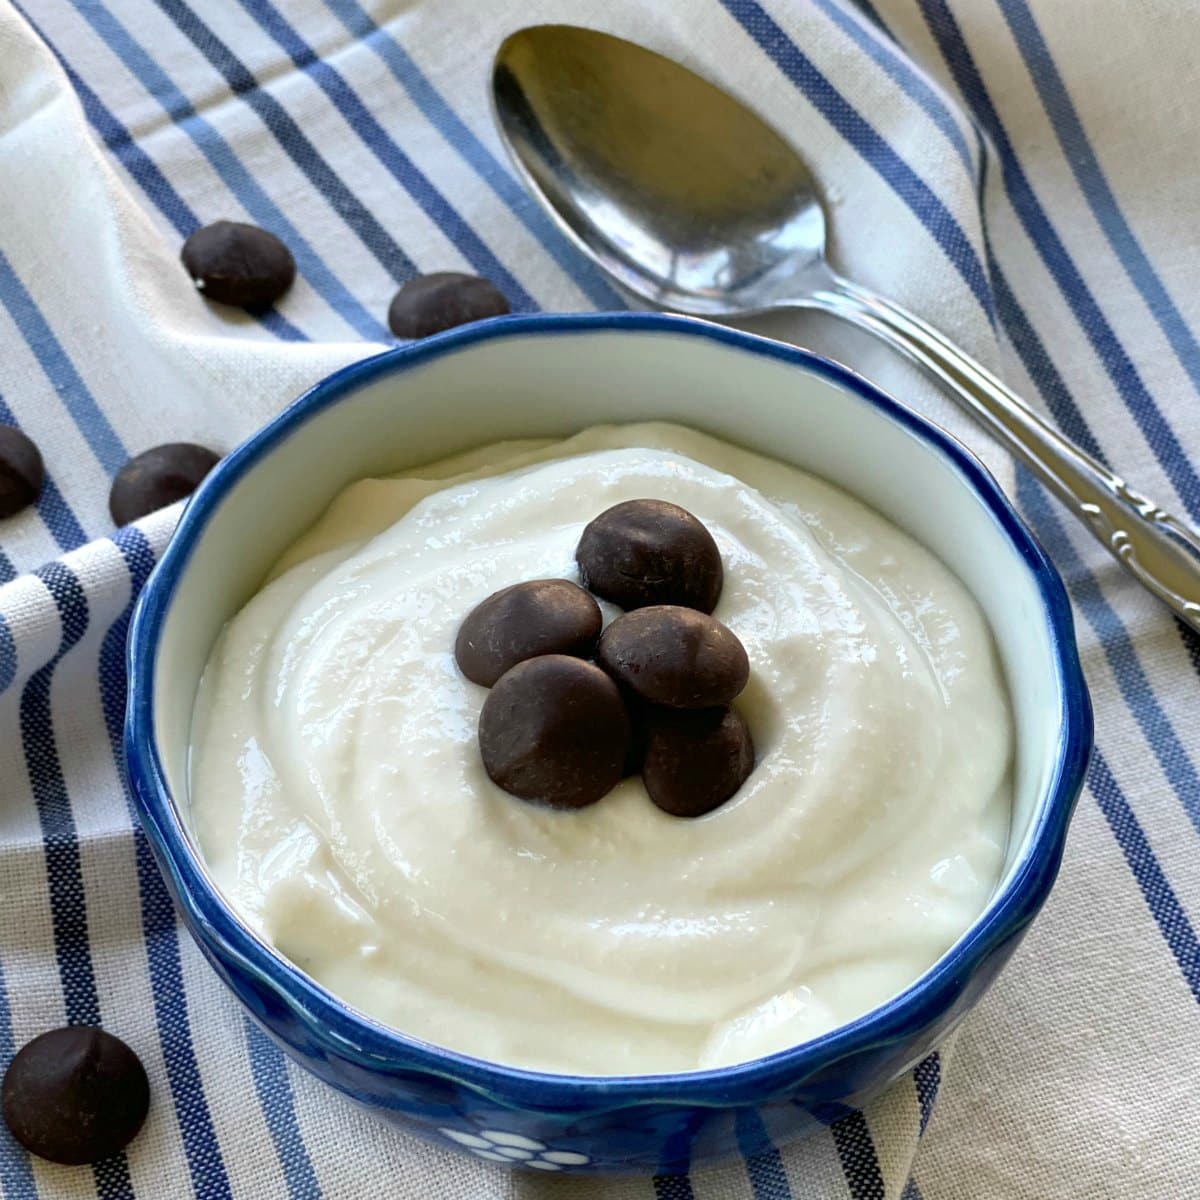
[1,0,1197,1196]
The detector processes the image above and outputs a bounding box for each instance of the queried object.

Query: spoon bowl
[492,24,1200,629]
[493,24,829,314]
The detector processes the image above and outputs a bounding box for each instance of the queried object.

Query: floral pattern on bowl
[439,1127,590,1170]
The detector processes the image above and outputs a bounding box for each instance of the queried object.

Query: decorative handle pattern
[1077,479,1200,624]
[807,277,1200,633]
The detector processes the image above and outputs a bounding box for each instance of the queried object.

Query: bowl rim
[126,311,1092,1109]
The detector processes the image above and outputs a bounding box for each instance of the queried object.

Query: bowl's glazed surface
[126,313,1091,1174]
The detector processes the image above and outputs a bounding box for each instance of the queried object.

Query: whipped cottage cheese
[189,423,1011,1075]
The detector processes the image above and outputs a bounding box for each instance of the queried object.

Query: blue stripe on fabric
[901,1180,923,1200]
[653,1175,697,1200]
[245,1021,323,1200]
[912,1052,940,1135]
[17,4,192,239]
[102,527,235,1199]
[22,561,134,1199]
[0,553,15,586]
[718,0,994,316]
[812,0,974,173]
[0,615,16,692]
[1088,749,1200,1002]
[0,250,127,475]
[1178,621,1200,678]
[19,476,84,554]
[320,0,625,311]
[918,0,1200,522]
[60,0,385,341]
[150,0,422,286]
[62,65,195,233]
[9,13,308,345]
[0,395,88,553]
[997,0,1200,403]
[0,956,39,1198]
[734,1109,793,1199]
[826,1108,887,1200]
[59,67,307,345]
[235,0,535,313]
[990,266,1109,465]
[23,565,98,1023]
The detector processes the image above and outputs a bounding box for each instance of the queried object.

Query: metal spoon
[492,23,1200,632]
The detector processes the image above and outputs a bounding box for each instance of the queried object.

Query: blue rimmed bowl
[126,313,1091,1175]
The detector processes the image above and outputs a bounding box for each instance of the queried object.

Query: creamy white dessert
[189,423,1011,1075]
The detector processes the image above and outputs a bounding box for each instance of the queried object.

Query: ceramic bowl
[126,313,1091,1174]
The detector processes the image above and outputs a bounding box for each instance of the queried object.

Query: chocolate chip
[387,272,510,338]
[109,442,220,526]
[455,579,602,687]
[596,606,749,709]
[181,221,296,310]
[643,707,754,817]
[479,655,629,809]
[0,426,44,518]
[576,499,723,613]
[2,1027,149,1165]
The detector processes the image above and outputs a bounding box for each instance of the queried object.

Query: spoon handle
[806,277,1200,632]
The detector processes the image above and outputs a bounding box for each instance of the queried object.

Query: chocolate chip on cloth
[2,1027,150,1165]
[109,442,220,526]
[0,426,44,518]
[388,272,510,339]
[644,707,755,817]
[479,655,630,809]
[597,606,749,709]
[181,220,296,310]
[455,579,602,687]
[576,498,723,613]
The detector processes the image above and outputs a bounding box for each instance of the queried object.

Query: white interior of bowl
[152,327,1061,907]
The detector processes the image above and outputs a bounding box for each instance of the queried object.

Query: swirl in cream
[189,423,1011,1075]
